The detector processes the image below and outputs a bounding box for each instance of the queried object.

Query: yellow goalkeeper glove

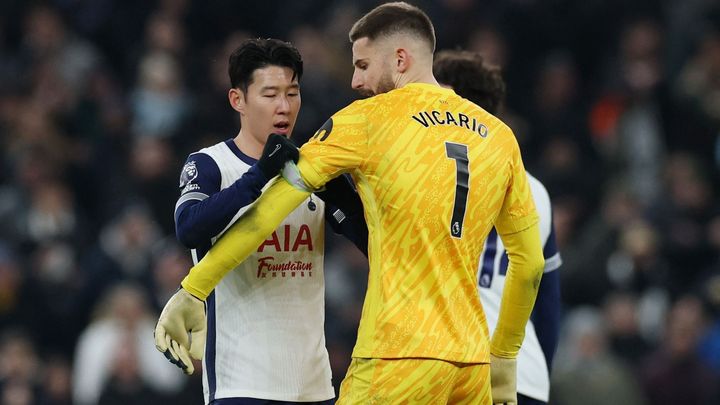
[490,354,517,405]
[154,287,207,375]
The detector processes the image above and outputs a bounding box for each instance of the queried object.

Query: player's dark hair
[433,50,506,115]
[349,2,435,53]
[228,38,303,93]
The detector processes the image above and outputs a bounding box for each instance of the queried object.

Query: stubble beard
[357,68,396,98]
[375,69,396,95]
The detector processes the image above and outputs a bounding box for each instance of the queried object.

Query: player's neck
[234,130,263,160]
[396,69,439,89]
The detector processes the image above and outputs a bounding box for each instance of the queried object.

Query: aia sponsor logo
[256,224,315,278]
[257,224,313,252]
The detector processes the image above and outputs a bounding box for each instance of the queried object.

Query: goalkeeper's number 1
[445,142,469,238]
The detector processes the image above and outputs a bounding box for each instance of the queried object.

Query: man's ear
[229,88,245,114]
[396,48,410,73]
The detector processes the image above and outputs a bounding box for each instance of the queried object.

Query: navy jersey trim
[478,228,498,288]
[225,139,258,166]
[194,244,216,402]
[207,290,217,402]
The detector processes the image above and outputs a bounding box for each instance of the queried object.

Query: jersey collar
[225,139,258,165]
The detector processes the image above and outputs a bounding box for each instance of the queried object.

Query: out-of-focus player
[434,50,563,405]
[166,38,364,405]
[156,3,545,404]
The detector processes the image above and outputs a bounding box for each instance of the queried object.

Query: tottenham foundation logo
[256,256,313,278]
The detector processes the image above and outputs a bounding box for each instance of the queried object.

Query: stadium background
[0,0,719,404]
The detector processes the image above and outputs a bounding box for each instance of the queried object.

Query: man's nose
[276,95,290,113]
[351,72,363,90]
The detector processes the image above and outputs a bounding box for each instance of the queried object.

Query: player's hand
[154,287,207,375]
[257,133,299,180]
[490,354,517,405]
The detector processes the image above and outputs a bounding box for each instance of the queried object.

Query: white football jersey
[178,141,333,403]
[478,173,561,402]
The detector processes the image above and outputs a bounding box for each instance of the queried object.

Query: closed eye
[354,59,368,70]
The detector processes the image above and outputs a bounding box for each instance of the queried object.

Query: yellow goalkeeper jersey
[297,83,538,363]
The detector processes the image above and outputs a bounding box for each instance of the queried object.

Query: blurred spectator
[130,51,191,139]
[607,20,668,208]
[144,12,187,58]
[674,28,720,160]
[0,330,42,405]
[73,283,183,405]
[96,332,162,404]
[559,182,640,306]
[0,330,40,385]
[699,274,720,373]
[25,181,80,244]
[79,204,162,322]
[648,153,716,294]
[149,240,193,312]
[128,137,178,233]
[20,5,100,103]
[24,241,85,353]
[551,307,648,405]
[467,26,508,70]
[290,25,356,143]
[42,356,73,405]
[182,30,251,151]
[640,296,720,405]
[0,245,32,331]
[603,291,653,367]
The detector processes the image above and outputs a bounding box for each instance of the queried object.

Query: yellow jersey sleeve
[297,100,369,189]
[494,133,539,235]
[491,221,545,358]
[181,178,310,300]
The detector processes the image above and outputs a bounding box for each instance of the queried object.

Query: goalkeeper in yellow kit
[155,2,544,404]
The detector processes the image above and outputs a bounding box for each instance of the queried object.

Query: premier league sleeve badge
[179,160,200,193]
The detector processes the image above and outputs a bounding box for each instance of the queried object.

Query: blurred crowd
[0,0,719,404]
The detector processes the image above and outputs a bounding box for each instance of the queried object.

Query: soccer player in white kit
[433,50,563,405]
[170,38,365,405]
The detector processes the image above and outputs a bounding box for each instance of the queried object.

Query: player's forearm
[181,177,310,300]
[175,165,268,248]
[491,222,545,358]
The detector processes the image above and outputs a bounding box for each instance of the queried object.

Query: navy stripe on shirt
[543,224,559,260]
[207,290,217,402]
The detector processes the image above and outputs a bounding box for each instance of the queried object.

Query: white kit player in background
[431,49,563,405]
[170,38,365,405]
[478,173,562,404]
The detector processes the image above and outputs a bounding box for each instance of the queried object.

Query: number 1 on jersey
[445,142,469,238]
